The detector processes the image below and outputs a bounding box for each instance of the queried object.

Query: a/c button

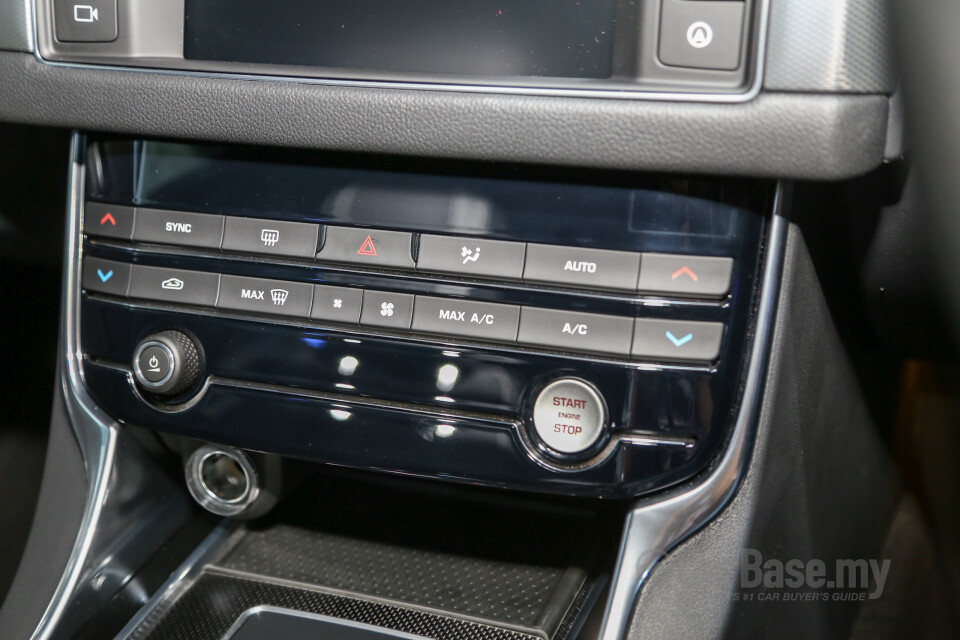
[517,308,634,356]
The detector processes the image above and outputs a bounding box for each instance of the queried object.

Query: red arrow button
[100,212,117,226]
[671,266,698,282]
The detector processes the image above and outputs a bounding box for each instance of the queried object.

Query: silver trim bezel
[29,133,192,640]
[185,445,260,517]
[29,0,771,103]
[36,134,785,640]
[132,340,175,389]
[596,188,788,640]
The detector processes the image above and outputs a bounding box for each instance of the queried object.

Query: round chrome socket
[185,445,260,517]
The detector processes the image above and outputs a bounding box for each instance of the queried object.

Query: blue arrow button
[666,331,693,347]
[97,269,114,282]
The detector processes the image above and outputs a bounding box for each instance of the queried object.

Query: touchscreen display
[184,0,616,79]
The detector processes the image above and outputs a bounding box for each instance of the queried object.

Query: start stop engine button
[532,378,608,455]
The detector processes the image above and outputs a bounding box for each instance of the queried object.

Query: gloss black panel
[79,138,771,498]
[184,0,617,80]
[83,362,698,498]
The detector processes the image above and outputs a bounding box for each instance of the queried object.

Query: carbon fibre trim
[217,524,584,634]
[132,573,544,640]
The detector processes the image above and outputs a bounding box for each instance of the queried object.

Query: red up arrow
[671,266,698,282]
[100,212,117,226]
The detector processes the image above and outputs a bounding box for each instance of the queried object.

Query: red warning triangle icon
[357,235,378,256]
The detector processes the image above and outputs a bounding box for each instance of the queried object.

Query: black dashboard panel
[184,0,617,79]
[77,138,771,498]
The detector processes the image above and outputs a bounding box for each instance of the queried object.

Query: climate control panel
[74,138,771,497]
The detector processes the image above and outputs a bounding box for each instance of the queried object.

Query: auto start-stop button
[532,378,608,455]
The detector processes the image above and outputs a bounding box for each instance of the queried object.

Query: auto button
[523,244,641,292]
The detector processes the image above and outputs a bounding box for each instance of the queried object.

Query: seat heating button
[532,378,608,455]
[523,244,641,292]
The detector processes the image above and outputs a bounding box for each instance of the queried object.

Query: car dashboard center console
[75,137,771,499]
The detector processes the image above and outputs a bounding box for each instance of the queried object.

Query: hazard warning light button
[532,378,608,456]
[317,226,416,270]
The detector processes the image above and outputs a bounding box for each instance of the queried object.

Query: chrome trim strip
[596,188,788,640]
[112,523,237,640]
[29,0,770,104]
[30,133,191,640]
[221,606,430,640]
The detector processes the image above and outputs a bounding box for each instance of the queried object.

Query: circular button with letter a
[532,378,608,456]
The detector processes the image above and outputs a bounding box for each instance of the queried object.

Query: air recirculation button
[133,330,201,397]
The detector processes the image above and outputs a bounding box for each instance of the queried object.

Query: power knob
[133,330,201,397]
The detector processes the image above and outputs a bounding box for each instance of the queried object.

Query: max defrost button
[217,275,314,318]
[532,379,607,455]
